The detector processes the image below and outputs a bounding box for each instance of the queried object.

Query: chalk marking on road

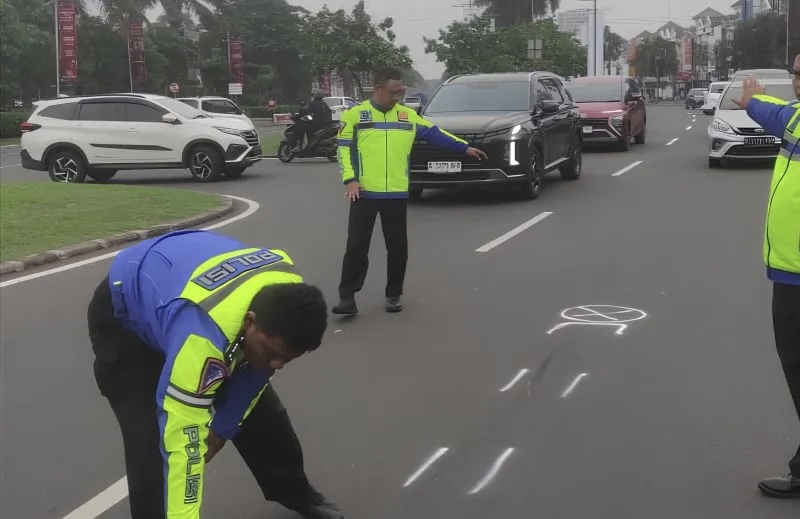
[0,163,22,169]
[561,373,589,398]
[686,126,693,130]
[666,138,679,146]
[402,447,449,488]
[546,305,647,335]
[611,160,643,177]
[61,477,128,519]
[0,194,260,288]
[498,368,529,392]
[475,212,553,252]
[467,447,515,495]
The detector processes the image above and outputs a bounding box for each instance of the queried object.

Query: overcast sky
[290,0,740,78]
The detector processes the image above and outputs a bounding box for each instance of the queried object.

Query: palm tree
[472,0,560,28]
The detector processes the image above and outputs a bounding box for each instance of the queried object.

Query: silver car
[707,76,794,168]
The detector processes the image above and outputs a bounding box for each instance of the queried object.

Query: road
[1,105,797,519]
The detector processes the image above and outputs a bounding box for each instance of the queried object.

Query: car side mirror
[162,113,179,124]
[541,99,560,114]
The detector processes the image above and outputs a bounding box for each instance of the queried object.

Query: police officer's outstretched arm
[734,76,800,137]
[409,111,488,159]
[337,109,360,200]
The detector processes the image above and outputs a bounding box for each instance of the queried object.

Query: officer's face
[241,311,298,372]
[374,79,405,109]
[793,55,800,100]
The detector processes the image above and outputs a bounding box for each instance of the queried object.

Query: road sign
[228,82,243,95]
[168,83,179,94]
[267,99,276,108]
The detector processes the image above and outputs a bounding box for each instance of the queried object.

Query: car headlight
[214,126,244,136]
[710,119,734,134]
[610,115,623,127]
[510,124,521,135]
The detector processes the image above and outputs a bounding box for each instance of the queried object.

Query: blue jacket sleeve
[410,111,469,153]
[209,365,271,439]
[745,95,799,138]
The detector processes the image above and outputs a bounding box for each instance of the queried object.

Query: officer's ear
[242,310,257,332]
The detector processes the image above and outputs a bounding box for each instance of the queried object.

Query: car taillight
[20,122,41,132]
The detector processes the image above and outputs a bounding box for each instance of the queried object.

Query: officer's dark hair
[248,283,328,353]
[374,67,403,86]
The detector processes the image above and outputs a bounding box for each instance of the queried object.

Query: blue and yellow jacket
[746,95,800,285]
[337,100,468,198]
[108,230,302,517]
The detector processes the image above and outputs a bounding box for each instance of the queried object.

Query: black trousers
[773,282,800,477]
[87,278,317,518]
[338,197,408,299]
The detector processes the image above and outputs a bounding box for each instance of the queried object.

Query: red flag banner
[128,17,147,84]
[57,0,78,83]
[229,38,244,82]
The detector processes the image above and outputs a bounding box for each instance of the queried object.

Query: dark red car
[565,76,647,151]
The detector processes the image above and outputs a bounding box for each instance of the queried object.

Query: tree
[472,0,560,28]
[634,36,679,78]
[731,12,787,70]
[604,26,625,75]
[424,15,586,79]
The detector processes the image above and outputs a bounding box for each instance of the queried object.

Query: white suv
[20,93,262,183]
[177,96,256,129]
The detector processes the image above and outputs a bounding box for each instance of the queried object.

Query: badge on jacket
[359,110,372,122]
[397,111,408,121]
[198,358,230,394]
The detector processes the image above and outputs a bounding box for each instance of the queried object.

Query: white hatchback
[701,81,730,115]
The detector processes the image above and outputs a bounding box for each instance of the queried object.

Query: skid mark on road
[402,447,449,488]
[467,448,516,494]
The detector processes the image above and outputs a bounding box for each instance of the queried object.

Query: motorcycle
[276,113,339,163]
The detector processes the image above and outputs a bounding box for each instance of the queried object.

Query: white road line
[498,368,529,392]
[0,163,22,168]
[61,477,128,519]
[0,144,20,149]
[685,126,693,130]
[402,447,449,488]
[561,373,589,398]
[467,448,515,495]
[0,194,260,288]
[475,212,553,252]
[611,160,643,177]
[666,138,679,146]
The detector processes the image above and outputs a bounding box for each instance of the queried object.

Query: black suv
[409,72,582,199]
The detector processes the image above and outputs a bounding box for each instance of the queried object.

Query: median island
[0,182,225,262]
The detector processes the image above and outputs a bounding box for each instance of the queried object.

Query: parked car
[177,96,255,129]
[707,77,794,168]
[402,92,430,111]
[566,76,646,151]
[323,96,358,121]
[685,88,708,109]
[701,81,730,115]
[408,72,582,200]
[20,93,261,183]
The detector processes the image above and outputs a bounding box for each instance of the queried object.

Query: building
[556,8,606,75]
[691,7,735,82]
[627,30,653,78]
[556,9,592,46]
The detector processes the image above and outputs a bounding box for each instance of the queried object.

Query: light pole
[54,0,60,97]
[578,0,599,75]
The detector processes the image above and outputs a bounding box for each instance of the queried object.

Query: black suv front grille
[241,130,259,147]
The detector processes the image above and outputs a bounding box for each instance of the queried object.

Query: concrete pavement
[1,105,797,519]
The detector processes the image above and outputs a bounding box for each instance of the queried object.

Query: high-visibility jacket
[337,99,469,198]
[746,95,800,285]
[108,230,301,517]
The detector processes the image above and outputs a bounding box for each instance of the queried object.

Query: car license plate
[428,161,461,173]
[583,126,593,134]
[744,136,775,145]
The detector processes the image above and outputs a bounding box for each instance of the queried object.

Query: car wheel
[48,149,87,183]
[520,146,542,199]
[708,157,722,168]
[327,155,338,162]
[619,128,631,151]
[188,145,223,182]
[410,187,423,200]
[224,167,247,179]
[87,169,117,183]
[277,142,294,163]
[559,135,582,181]
[634,123,646,144]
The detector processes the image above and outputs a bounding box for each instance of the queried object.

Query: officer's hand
[205,429,226,464]
[344,181,361,202]
[466,147,488,160]
[732,76,765,109]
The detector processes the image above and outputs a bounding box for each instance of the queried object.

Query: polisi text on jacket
[192,249,284,290]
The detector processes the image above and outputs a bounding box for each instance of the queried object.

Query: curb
[0,197,235,276]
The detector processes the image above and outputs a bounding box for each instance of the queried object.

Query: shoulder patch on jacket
[397,111,408,120]
[359,110,372,122]
[198,358,230,394]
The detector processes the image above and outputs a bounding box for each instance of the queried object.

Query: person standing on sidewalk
[331,67,487,315]
[733,55,800,498]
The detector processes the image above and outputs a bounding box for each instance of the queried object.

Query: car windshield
[718,82,796,110]
[424,82,530,113]
[690,89,707,96]
[157,97,208,118]
[709,84,728,93]
[202,99,243,115]
[566,81,626,103]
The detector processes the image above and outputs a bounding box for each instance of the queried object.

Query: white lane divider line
[498,368,529,392]
[475,212,553,252]
[402,447,449,488]
[467,447,516,495]
[61,477,128,519]
[685,126,693,130]
[0,163,22,169]
[561,373,589,398]
[611,160,643,177]
[666,138,679,146]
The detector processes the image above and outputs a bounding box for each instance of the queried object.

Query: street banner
[128,17,147,84]
[57,0,78,83]
[229,38,244,83]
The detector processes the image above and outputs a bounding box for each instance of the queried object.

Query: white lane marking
[0,194,260,288]
[0,163,22,168]
[666,138,679,146]
[467,447,515,495]
[498,368,529,392]
[561,373,589,398]
[402,447,449,488]
[0,144,20,149]
[685,126,692,130]
[611,160,643,177]
[475,212,553,252]
[61,477,128,519]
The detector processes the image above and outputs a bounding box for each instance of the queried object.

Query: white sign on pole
[168,83,179,94]
[228,83,243,95]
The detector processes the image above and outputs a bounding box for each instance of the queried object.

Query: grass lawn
[0,182,222,262]
[259,131,284,156]
[0,137,20,146]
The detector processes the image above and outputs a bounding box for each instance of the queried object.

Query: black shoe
[294,490,345,519]
[332,297,358,315]
[758,474,800,498]
[385,296,403,313]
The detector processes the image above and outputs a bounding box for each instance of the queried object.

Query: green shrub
[0,112,30,138]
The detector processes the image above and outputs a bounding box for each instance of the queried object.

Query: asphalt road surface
[1,105,798,519]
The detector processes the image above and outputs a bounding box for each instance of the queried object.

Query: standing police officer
[332,67,487,315]
[734,58,800,498]
[88,229,343,517]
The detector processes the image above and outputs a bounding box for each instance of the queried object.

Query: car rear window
[709,84,728,93]
[566,81,626,103]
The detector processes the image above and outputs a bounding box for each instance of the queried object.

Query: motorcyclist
[295,90,332,149]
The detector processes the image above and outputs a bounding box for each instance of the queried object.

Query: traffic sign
[169,83,179,94]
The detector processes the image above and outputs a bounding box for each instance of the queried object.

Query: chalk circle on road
[547,305,647,335]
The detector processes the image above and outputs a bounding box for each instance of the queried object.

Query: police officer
[87,229,343,518]
[733,57,800,498]
[331,67,487,315]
